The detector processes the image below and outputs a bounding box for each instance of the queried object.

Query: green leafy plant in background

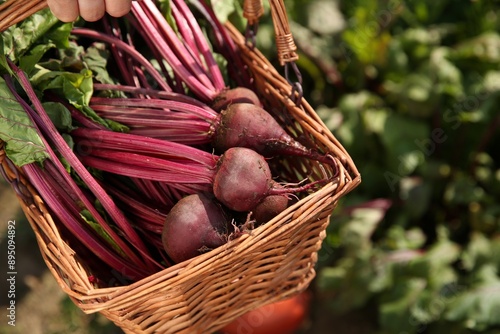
[228,0,500,333]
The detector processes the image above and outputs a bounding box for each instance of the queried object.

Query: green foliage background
[245,0,500,333]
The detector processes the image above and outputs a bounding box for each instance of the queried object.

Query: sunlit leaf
[307,0,345,35]
[445,265,500,331]
[0,78,48,166]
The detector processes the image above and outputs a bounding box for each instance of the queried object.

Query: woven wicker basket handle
[243,0,264,25]
[243,0,302,105]
[243,0,299,66]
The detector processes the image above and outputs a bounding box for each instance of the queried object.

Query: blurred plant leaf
[383,73,438,117]
[208,0,241,24]
[428,47,463,97]
[378,278,427,333]
[380,114,429,174]
[445,265,500,331]
[452,32,500,65]
[444,173,486,205]
[404,235,460,285]
[307,0,345,35]
[341,208,382,250]
[399,176,432,220]
[284,0,500,332]
[382,225,426,250]
[317,254,376,313]
[461,232,494,272]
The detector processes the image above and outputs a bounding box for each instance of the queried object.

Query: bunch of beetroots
[69,0,337,265]
[42,0,338,266]
[4,0,335,272]
[71,121,327,264]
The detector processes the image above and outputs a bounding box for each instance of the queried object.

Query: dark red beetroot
[213,147,321,212]
[214,103,334,166]
[211,87,261,111]
[253,192,289,226]
[162,193,232,263]
[213,147,274,212]
[213,147,318,213]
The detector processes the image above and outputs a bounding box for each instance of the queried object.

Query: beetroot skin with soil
[213,147,274,212]
[162,193,232,263]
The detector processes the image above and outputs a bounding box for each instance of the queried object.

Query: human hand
[46,0,135,22]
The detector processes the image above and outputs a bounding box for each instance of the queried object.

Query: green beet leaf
[0,77,48,166]
[1,8,72,75]
[42,102,74,132]
[80,209,126,258]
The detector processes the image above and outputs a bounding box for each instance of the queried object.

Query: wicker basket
[0,1,361,333]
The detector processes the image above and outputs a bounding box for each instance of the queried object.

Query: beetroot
[211,87,261,111]
[214,103,333,166]
[213,147,274,212]
[252,182,290,226]
[213,147,317,213]
[162,193,232,263]
[253,195,289,226]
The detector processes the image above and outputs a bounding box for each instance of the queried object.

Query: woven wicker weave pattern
[243,0,264,25]
[0,2,361,333]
